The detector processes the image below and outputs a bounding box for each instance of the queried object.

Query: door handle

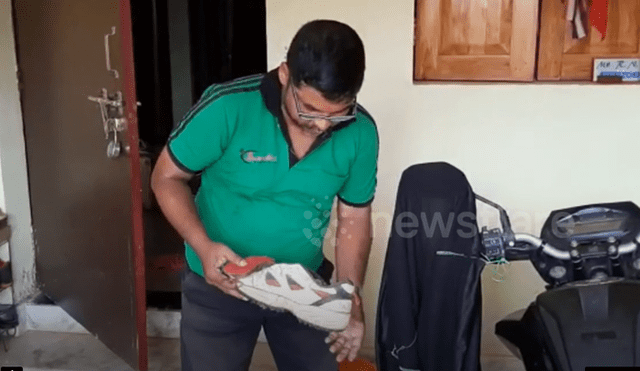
[105,26,119,79]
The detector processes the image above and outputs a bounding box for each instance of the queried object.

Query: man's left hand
[325,293,365,363]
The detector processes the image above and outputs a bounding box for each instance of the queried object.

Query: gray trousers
[180,268,338,371]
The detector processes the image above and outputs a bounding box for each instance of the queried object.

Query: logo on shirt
[240,149,278,163]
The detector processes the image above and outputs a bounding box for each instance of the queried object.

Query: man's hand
[329,201,372,362]
[198,241,247,300]
[325,292,365,362]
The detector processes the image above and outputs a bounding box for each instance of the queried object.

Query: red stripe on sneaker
[313,289,330,299]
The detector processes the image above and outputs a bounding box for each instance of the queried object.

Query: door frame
[119,0,148,369]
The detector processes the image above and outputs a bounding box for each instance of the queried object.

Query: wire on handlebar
[481,253,511,282]
[435,249,514,283]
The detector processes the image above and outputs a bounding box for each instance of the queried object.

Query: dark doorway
[130,0,267,307]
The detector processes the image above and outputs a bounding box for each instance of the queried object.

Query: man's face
[279,65,356,138]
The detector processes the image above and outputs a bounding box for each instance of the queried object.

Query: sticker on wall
[593,59,640,83]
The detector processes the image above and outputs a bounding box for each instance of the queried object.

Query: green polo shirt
[167,71,378,276]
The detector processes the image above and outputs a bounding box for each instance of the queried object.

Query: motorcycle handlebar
[510,233,640,261]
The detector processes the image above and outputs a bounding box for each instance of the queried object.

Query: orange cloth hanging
[589,0,609,40]
[339,358,376,371]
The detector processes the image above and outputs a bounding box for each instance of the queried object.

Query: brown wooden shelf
[414,0,640,82]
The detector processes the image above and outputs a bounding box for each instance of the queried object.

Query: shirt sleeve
[167,92,233,173]
[337,118,379,206]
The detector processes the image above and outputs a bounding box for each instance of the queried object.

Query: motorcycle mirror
[475,194,514,238]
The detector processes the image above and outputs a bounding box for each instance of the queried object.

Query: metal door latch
[88,88,127,158]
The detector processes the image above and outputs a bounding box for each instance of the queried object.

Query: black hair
[286,20,365,102]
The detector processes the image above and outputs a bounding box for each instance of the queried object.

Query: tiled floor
[0,331,277,371]
[0,330,525,371]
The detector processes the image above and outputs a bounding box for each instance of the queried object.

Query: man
[151,20,378,371]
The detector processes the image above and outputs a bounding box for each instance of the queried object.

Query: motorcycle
[476,195,640,370]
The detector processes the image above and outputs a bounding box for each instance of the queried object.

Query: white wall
[0,0,37,304]
[0,1,9,218]
[0,154,4,212]
[0,155,7,304]
[267,0,640,356]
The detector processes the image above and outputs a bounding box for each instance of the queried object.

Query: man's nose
[313,118,331,132]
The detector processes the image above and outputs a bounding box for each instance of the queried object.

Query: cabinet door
[538,0,640,81]
[414,0,539,81]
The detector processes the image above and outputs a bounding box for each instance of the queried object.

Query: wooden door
[414,0,539,81]
[12,0,147,369]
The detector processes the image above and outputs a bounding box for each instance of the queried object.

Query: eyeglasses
[290,84,357,125]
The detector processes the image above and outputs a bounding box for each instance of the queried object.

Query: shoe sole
[237,284,350,331]
[222,256,275,278]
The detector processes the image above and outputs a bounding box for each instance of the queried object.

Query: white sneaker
[236,263,354,331]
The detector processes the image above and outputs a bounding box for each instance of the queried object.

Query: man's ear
[278,62,289,86]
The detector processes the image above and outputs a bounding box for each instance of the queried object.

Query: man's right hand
[199,241,247,300]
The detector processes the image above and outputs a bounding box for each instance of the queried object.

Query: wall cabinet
[538,0,640,80]
[414,0,640,82]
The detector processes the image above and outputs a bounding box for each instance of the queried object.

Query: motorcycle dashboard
[542,202,640,249]
[557,210,627,242]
